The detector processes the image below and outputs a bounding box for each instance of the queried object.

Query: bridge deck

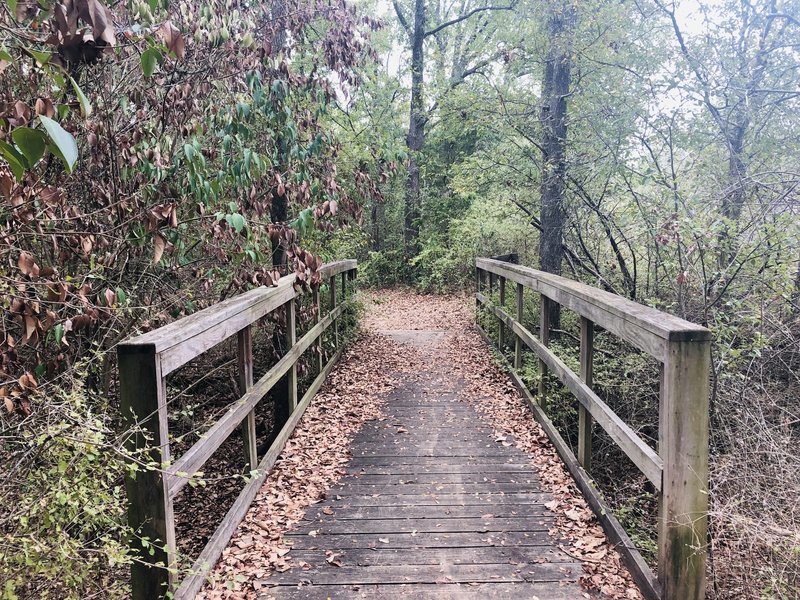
[263,330,585,599]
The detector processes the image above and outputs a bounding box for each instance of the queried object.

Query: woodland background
[0,0,798,598]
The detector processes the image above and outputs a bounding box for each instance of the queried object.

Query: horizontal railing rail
[475,257,711,600]
[118,259,357,600]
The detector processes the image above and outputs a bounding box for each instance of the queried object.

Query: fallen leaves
[198,326,420,598]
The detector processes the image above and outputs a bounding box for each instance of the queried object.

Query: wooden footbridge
[118,257,711,600]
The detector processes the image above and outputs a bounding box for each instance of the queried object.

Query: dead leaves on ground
[198,331,420,598]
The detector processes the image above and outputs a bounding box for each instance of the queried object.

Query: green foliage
[0,373,131,599]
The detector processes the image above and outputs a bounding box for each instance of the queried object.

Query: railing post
[538,294,551,410]
[118,347,175,600]
[578,317,594,471]
[498,276,506,349]
[238,325,257,472]
[313,285,323,373]
[658,339,710,600]
[285,298,297,412]
[330,275,338,348]
[514,283,523,369]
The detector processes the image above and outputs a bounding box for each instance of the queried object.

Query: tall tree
[393,0,514,260]
[538,2,574,327]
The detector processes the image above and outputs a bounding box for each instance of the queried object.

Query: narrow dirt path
[199,290,641,600]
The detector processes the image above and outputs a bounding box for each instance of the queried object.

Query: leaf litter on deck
[198,289,642,599]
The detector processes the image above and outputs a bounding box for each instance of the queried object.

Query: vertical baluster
[578,317,594,471]
[330,275,338,348]
[312,285,323,373]
[285,298,297,412]
[538,294,551,411]
[498,276,506,349]
[238,325,257,471]
[514,283,523,369]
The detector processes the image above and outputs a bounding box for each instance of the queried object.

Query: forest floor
[197,289,642,599]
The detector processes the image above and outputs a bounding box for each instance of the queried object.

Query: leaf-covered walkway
[200,292,641,599]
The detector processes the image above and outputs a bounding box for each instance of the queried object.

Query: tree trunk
[404,0,425,261]
[539,5,573,329]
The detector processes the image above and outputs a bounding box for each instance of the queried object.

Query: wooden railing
[118,260,357,600]
[475,257,711,600]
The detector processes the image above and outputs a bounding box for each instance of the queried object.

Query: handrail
[118,260,357,600]
[475,257,710,600]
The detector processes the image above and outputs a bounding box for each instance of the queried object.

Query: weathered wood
[476,258,710,360]
[330,275,339,348]
[312,286,323,374]
[119,261,357,600]
[492,345,662,600]
[237,326,257,472]
[658,339,710,600]
[120,260,355,376]
[266,582,580,600]
[166,304,345,499]
[267,561,580,586]
[538,294,551,410]
[118,346,175,600]
[498,276,506,349]
[514,282,523,369]
[286,529,559,550]
[476,295,663,489]
[285,298,297,412]
[286,546,573,566]
[578,316,593,471]
[172,347,346,600]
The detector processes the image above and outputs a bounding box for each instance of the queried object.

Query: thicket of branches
[352,0,800,597]
[0,0,387,596]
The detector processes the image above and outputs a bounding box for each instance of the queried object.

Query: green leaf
[140,48,162,77]
[7,0,17,18]
[53,323,64,347]
[0,140,26,180]
[226,213,246,233]
[39,115,78,172]
[69,77,92,117]
[12,127,46,167]
[0,47,12,62]
[115,287,127,305]
[28,49,50,66]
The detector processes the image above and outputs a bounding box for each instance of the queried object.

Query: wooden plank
[265,582,581,600]
[476,258,711,359]
[286,530,559,550]
[477,294,663,489]
[578,316,593,471]
[330,483,553,496]
[344,473,538,485]
[658,339,710,600]
[488,337,662,600]
[265,562,581,586]
[237,326,257,472]
[118,346,175,600]
[296,515,555,536]
[172,347,346,599]
[322,493,549,507]
[302,504,549,520]
[286,546,574,566]
[167,304,345,498]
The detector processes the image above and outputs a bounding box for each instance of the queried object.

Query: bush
[0,369,131,600]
